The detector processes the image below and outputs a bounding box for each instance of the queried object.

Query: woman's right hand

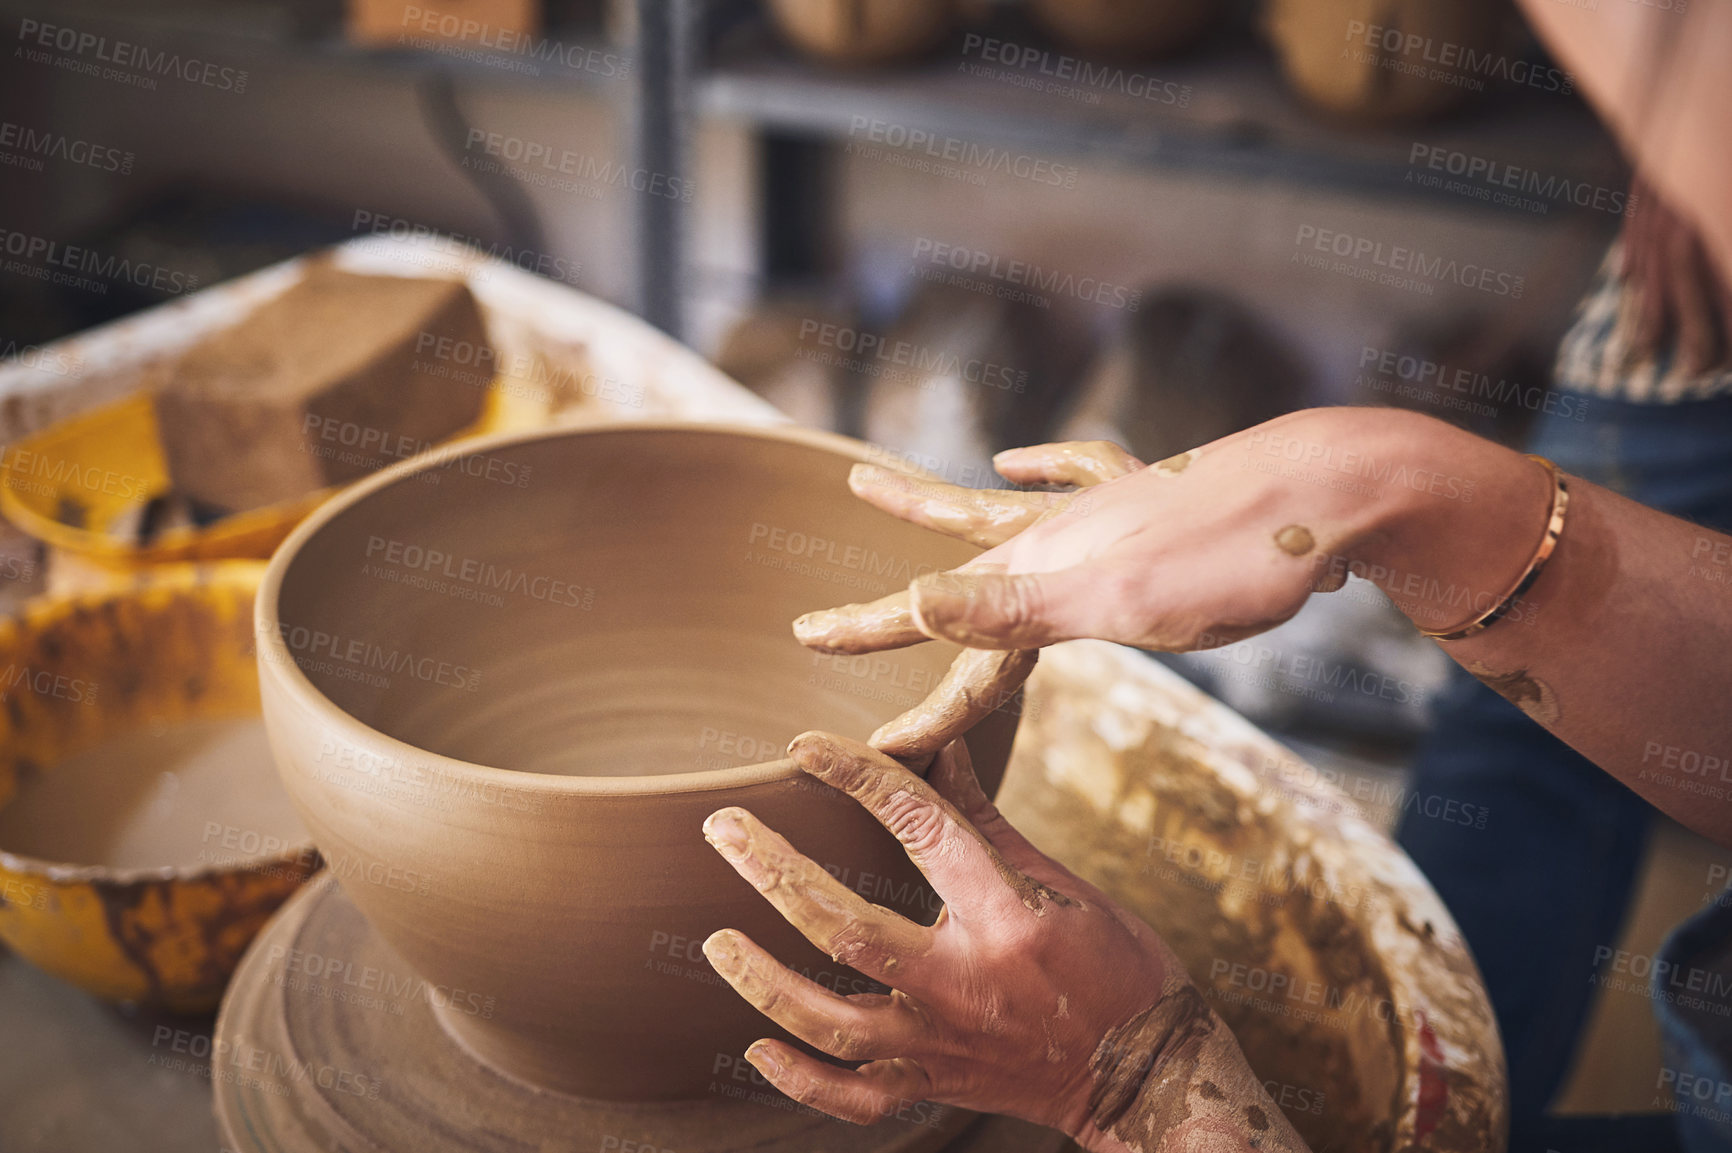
[799,407,1554,659]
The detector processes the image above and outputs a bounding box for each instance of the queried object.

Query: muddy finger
[849,465,1061,549]
[793,590,927,655]
[991,441,1143,488]
[868,648,1037,763]
[703,807,932,982]
[704,929,923,1061]
[745,1041,938,1127]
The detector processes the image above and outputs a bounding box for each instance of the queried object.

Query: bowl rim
[0,560,321,884]
[256,420,943,799]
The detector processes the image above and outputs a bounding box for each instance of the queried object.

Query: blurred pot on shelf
[1060,286,1307,464]
[1028,0,1217,62]
[1264,0,1512,125]
[765,0,954,66]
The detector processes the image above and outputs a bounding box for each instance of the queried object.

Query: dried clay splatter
[1466,662,1560,724]
[1087,985,1215,1137]
[1153,452,1193,477]
[1273,525,1315,557]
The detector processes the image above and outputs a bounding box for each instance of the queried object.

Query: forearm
[1356,415,1732,845]
[1515,0,1732,283]
[1068,987,1309,1153]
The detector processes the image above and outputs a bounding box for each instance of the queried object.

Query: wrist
[1339,410,1554,634]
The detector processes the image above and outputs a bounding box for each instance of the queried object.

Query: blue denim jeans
[1397,391,1732,1153]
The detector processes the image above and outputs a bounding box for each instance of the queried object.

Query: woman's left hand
[700,731,1181,1139]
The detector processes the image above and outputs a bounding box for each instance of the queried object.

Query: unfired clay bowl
[255,423,1016,1100]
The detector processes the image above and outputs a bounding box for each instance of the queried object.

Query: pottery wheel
[214,877,1069,1153]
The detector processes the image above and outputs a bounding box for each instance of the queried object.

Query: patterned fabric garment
[1554,242,1732,404]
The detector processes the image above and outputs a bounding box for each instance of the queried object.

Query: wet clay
[870,647,1038,762]
[1087,987,1215,1131]
[794,591,926,655]
[993,441,1144,488]
[259,423,1021,1100]
[0,717,306,870]
[1273,525,1315,557]
[1152,452,1193,476]
[996,642,1507,1152]
[849,464,1058,550]
[909,571,1048,650]
[1466,661,1560,724]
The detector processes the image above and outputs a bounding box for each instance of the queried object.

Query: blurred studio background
[0,0,1627,818]
[3,0,1717,1143]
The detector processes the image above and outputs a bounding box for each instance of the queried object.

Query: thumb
[910,566,1101,649]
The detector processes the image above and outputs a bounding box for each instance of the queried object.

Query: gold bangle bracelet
[1419,454,1570,642]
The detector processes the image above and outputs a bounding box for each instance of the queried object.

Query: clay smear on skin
[851,466,1052,550]
[872,647,1037,761]
[909,571,1049,650]
[794,590,924,655]
[1153,452,1193,477]
[1087,985,1216,1141]
[1466,661,1560,724]
[1274,525,1315,557]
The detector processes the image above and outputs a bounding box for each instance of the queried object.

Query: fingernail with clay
[746,1040,785,1078]
[703,809,749,859]
[703,929,742,973]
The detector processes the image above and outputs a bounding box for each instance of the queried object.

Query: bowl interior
[273,426,982,779]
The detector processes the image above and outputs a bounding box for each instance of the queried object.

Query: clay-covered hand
[799,410,1554,653]
[702,732,1306,1152]
[794,442,1143,763]
[799,425,1346,657]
